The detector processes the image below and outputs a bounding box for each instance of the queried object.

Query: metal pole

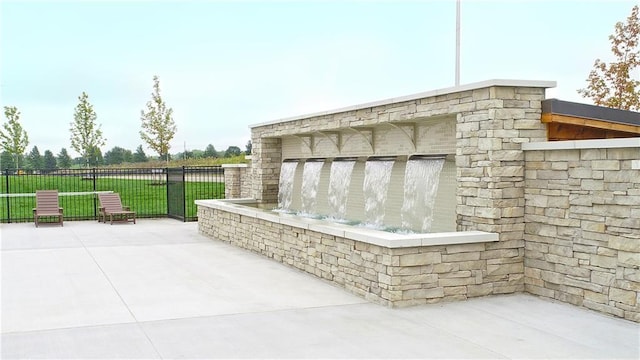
[455,0,461,86]
[5,169,10,223]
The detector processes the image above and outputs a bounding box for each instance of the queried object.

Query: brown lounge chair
[33,190,63,227]
[98,193,136,225]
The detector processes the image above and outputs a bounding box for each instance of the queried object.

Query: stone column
[456,86,547,242]
[222,164,248,199]
[240,160,252,198]
[251,134,282,204]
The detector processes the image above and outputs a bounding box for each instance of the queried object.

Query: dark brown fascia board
[542,99,640,127]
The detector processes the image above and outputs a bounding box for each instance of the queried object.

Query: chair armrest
[123,206,131,211]
[59,207,63,214]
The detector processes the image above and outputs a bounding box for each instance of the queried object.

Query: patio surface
[1,219,638,359]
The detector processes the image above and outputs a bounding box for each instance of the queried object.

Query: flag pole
[455,0,461,86]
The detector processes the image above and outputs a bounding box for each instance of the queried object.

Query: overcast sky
[1,0,637,157]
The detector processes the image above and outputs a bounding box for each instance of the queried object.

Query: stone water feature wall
[522,138,640,322]
[208,80,640,321]
[200,80,553,304]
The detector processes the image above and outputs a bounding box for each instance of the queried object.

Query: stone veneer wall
[243,80,553,305]
[208,80,640,321]
[523,140,640,322]
[198,205,522,307]
[222,164,252,199]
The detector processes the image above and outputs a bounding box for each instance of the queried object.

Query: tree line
[0,141,250,171]
[0,75,251,170]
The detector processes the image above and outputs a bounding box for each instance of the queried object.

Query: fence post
[5,169,10,223]
[182,166,186,222]
[166,167,169,216]
[92,167,97,220]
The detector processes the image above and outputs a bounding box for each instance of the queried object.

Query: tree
[224,146,242,158]
[87,145,103,167]
[57,148,72,169]
[191,149,204,159]
[70,92,106,166]
[26,146,42,170]
[104,146,133,165]
[140,75,177,163]
[43,150,57,172]
[245,140,252,155]
[1,151,16,170]
[578,5,640,111]
[0,106,29,168]
[133,145,148,163]
[203,144,217,158]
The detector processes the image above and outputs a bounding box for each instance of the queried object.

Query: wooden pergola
[541,99,640,141]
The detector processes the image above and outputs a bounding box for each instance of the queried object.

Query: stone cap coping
[196,199,499,248]
[221,164,249,168]
[522,137,640,151]
[249,79,557,129]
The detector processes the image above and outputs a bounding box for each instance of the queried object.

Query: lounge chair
[98,193,136,225]
[33,190,63,227]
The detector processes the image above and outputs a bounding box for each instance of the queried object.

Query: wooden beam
[541,114,640,134]
[547,122,640,141]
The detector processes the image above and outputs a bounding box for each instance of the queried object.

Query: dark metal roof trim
[542,99,640,126]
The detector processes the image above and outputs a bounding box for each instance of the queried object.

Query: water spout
[401,158,445,232]
[328,160,356,220]
[363,160,395,228]
[301,160,325,214]
[277,161,299,210]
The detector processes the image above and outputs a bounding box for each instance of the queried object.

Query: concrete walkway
[1,219,638,359]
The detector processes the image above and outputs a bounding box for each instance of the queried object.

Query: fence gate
[167,167,186,221]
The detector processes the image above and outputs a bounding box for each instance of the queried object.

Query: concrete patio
[1,219,638,359]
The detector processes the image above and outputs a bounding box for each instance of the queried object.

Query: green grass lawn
[0,175,224,222]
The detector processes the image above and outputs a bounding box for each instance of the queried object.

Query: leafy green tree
[26,146,43,170]
[57,148,72,169]
[191,149,204,159]
[104,146,133,165]
[578,5,640,110]
[1,151,16,170]
[203,144,217,158]
[70,92,106,166]
[245,140,252,155]
[224,146,242,158]
[43,150,57,172]
[0,106,29,168]
[87,145,103,167]
[140,75,177,163]
[133,145,148,163]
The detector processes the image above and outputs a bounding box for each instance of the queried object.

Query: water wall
[275,156,454,233]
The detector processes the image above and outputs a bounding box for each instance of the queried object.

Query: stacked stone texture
[202,83,640,322]
[240,85,544,307]
[524,147,640,322]
[223,165,253,199]
[198,206,523,307]
[223,167,241,199]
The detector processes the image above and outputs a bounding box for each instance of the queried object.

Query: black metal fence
[0,166,225,223]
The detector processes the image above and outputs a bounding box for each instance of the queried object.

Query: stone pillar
[456,86,547,241]
[240,160,252,198]
[222,164,248,199]
[251,134,282,204]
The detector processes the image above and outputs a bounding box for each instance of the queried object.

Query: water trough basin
[196,199,498,248]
